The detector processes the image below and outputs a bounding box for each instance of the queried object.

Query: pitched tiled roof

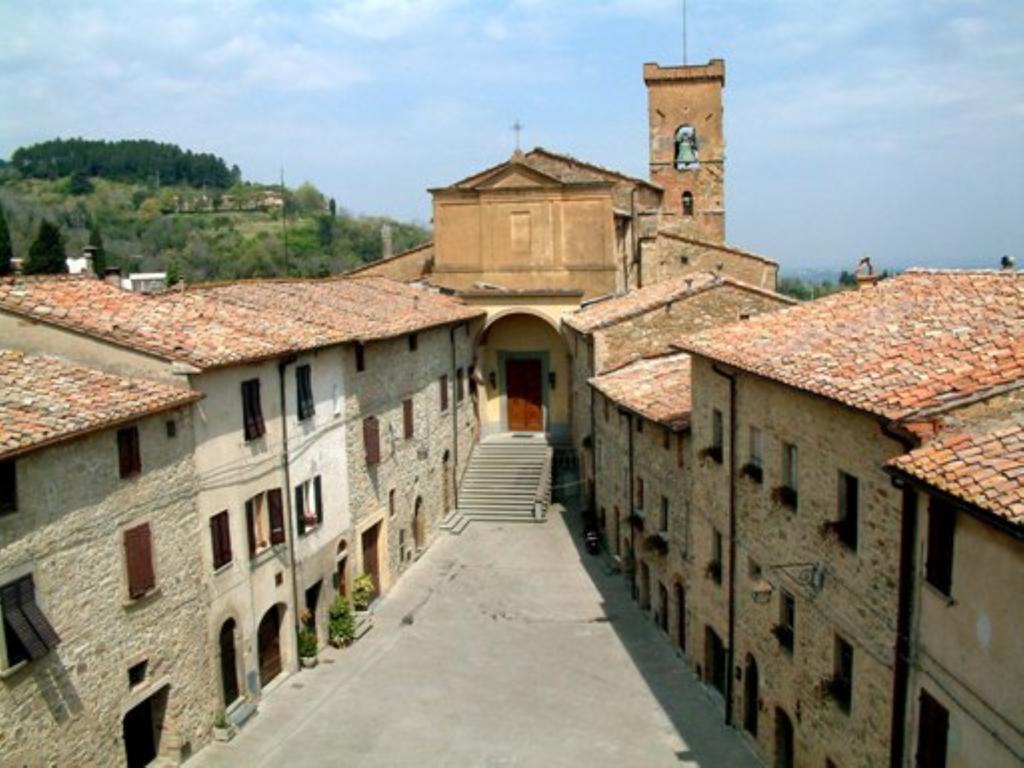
[0,275,482,371]
[888,402,1024,528]
[564,272,794,334]
[0,349,200,459]
[589,353,692,431]
[443,147,660,191]
[676,271,1024,423]
[656,230,780,268]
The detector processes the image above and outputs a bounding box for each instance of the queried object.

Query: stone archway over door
[413,497,425,551]
[219,618,240,706]
[257,605,283,687]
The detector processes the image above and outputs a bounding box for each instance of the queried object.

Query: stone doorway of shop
[122,685,168,768]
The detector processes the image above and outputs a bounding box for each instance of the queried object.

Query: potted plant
[328,595,356,648]
[297,627,318,668]
[351,574,375,639]
[212,710,235,742]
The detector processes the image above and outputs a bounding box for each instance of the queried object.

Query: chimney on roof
[103,267,122,288]
[381,223,393,261]
[66,246,96,277]
[1000,255,1016,271]
[855,256,881,288]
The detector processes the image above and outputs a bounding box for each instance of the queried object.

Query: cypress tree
[0,206,12,276]
[24,221,68,275]
[88,223,107,276]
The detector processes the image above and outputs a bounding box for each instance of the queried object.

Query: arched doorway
[744,654,759,737]
[474,311,570,439]
[675,583,687,652]
[774,707,794,768]
[413,496,425,551]
[219,618,240,706]
[257,604,284,688]
[441,450,451,514]
[335,539,348,597]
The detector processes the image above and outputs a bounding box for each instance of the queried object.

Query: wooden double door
[506,358,543,432]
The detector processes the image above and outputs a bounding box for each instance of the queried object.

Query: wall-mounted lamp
[548,371,557,389]
[751,580,774,604]
[488,371,497,389]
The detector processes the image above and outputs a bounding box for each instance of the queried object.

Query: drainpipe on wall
[711,363,737,727]
[450,326,459,511]
[883,422,919,768]
[277,354,302,641]
[626,410,637,600]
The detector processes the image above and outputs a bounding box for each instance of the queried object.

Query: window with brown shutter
[241,379,266,441]
[124,523,155,599]
[1,574,60,666]
[363,416,380,465]
[439,375,449,412]
[296,365,315,421]
[456,368,465,402]
[403,399,414,439]
[294,484,306,536]
[268,489,285,545]
[210,510,232,570]
[917,689,949,768]
[245,498,258,557]
[117,426,141,478]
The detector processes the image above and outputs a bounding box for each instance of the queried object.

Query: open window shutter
[314,477,323,524]
[252,381,265,436]
[363,416,380,465]
[18,578,60,650]
[118,430,130,477]
[295,485,306,535]
[210,514,230,568]
[440,375,448,411]
[124,523,155,598]
[268,489,285,545]
[242,381,255,438]
[403,399,414,439]
[245,500,257,557]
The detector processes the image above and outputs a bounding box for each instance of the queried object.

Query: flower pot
[212,725,235,742]
[300,655,318,669]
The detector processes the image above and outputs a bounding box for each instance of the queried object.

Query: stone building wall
[344,321,478,597]
[689,355,908,768]
[567,327,594,504]
[641,234,779,292]
[906,493,1024,768]
[0,407,215,767]
[591,391,695,656]
[593,283,793,373]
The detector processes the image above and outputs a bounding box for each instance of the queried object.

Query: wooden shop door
[506,358,543,432]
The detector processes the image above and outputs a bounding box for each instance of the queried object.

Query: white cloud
[319,0,466,40]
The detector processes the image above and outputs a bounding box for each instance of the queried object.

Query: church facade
[352,59,780,444]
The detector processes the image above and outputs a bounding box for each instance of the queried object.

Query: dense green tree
[294,181,325,215]
[317,215,334,248]
[0,206,12,276]
[67,170,94,195]
[88,223,107,275]
[24,220,68,274]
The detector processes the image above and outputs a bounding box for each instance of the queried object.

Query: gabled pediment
[463,161,565,191]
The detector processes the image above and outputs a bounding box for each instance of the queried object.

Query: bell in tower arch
[674,125,699,170]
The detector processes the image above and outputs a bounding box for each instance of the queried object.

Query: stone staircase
[441,433,552,534]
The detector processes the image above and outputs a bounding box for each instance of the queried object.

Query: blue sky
[1,1,1021,272]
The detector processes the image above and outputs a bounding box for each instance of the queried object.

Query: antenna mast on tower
[682,0,688,65]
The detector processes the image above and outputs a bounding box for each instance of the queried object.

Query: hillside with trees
[0,139,431,282]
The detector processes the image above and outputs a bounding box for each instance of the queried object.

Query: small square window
[0,459,16,515]
[355,343,366,373]
[408,334,418,352]
[165,420,177,438]
[117,427,141,479]
[128,659,148,687]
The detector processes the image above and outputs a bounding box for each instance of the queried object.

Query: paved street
[191,505,760,768]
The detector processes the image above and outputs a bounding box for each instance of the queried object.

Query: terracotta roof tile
[565,272,794,334]
[0,275,482,371]
[589,353,692,431]
[675,270,1024,423]
[889,402,1024,527]
[0,349,200,459]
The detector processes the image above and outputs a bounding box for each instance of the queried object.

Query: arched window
[682,191,694,216]
[674,126,699,170]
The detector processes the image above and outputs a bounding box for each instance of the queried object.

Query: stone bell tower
[644,59,726,243]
